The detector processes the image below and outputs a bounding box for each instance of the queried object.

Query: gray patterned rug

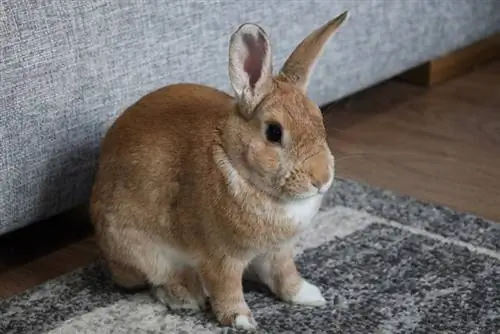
[1,178,500,334]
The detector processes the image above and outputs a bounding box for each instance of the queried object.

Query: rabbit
[90,11,348,330]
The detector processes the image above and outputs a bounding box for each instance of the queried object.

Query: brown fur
[90,11,348,329]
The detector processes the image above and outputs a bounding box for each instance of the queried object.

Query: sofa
[1,0,499,235]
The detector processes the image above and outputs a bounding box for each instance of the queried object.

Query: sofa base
[399,33,500,86]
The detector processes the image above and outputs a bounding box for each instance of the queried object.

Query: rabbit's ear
[277,11,348,93]
[229,23,273,118]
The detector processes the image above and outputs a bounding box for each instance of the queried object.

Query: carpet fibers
[1,178,500,333]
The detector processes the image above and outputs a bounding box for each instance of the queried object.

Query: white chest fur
[283,195,323,229]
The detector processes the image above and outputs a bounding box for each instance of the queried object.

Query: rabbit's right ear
[229,23,273,119]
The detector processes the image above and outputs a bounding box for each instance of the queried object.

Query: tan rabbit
[90,11,348,330]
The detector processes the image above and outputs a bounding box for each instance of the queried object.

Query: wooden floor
[1,60,499,300]
[324,59,500,222]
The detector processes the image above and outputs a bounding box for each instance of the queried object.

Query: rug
[1,178,499,334]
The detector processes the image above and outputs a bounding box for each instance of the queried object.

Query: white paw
[233,314,257,330]
[290,280,326,306]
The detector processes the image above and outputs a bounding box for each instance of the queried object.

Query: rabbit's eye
[266,122,283,144]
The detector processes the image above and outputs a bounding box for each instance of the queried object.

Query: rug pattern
[1,178,499,333]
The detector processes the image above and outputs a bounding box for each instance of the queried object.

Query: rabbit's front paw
[290,280,326,306]
[232,314,257,330]
[215,307,257,330]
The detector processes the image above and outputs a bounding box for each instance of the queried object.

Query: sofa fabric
[1,0,499,234]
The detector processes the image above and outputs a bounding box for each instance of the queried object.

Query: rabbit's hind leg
[107,260,148,291]
[134,240,207,311]
[102,227,207,311]
[152,266,208,311]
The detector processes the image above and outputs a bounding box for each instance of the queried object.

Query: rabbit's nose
[310,166,333,194]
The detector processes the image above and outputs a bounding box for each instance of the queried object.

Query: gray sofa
[1,0,499,235]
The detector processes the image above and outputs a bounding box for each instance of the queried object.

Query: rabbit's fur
[90,11,348,330]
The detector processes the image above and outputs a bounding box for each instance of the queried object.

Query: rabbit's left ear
[229,23,273,118]
[277,11,348,93]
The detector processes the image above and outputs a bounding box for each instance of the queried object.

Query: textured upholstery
[1,0,499,234]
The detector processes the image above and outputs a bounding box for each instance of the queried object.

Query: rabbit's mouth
[282,187,323,202]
